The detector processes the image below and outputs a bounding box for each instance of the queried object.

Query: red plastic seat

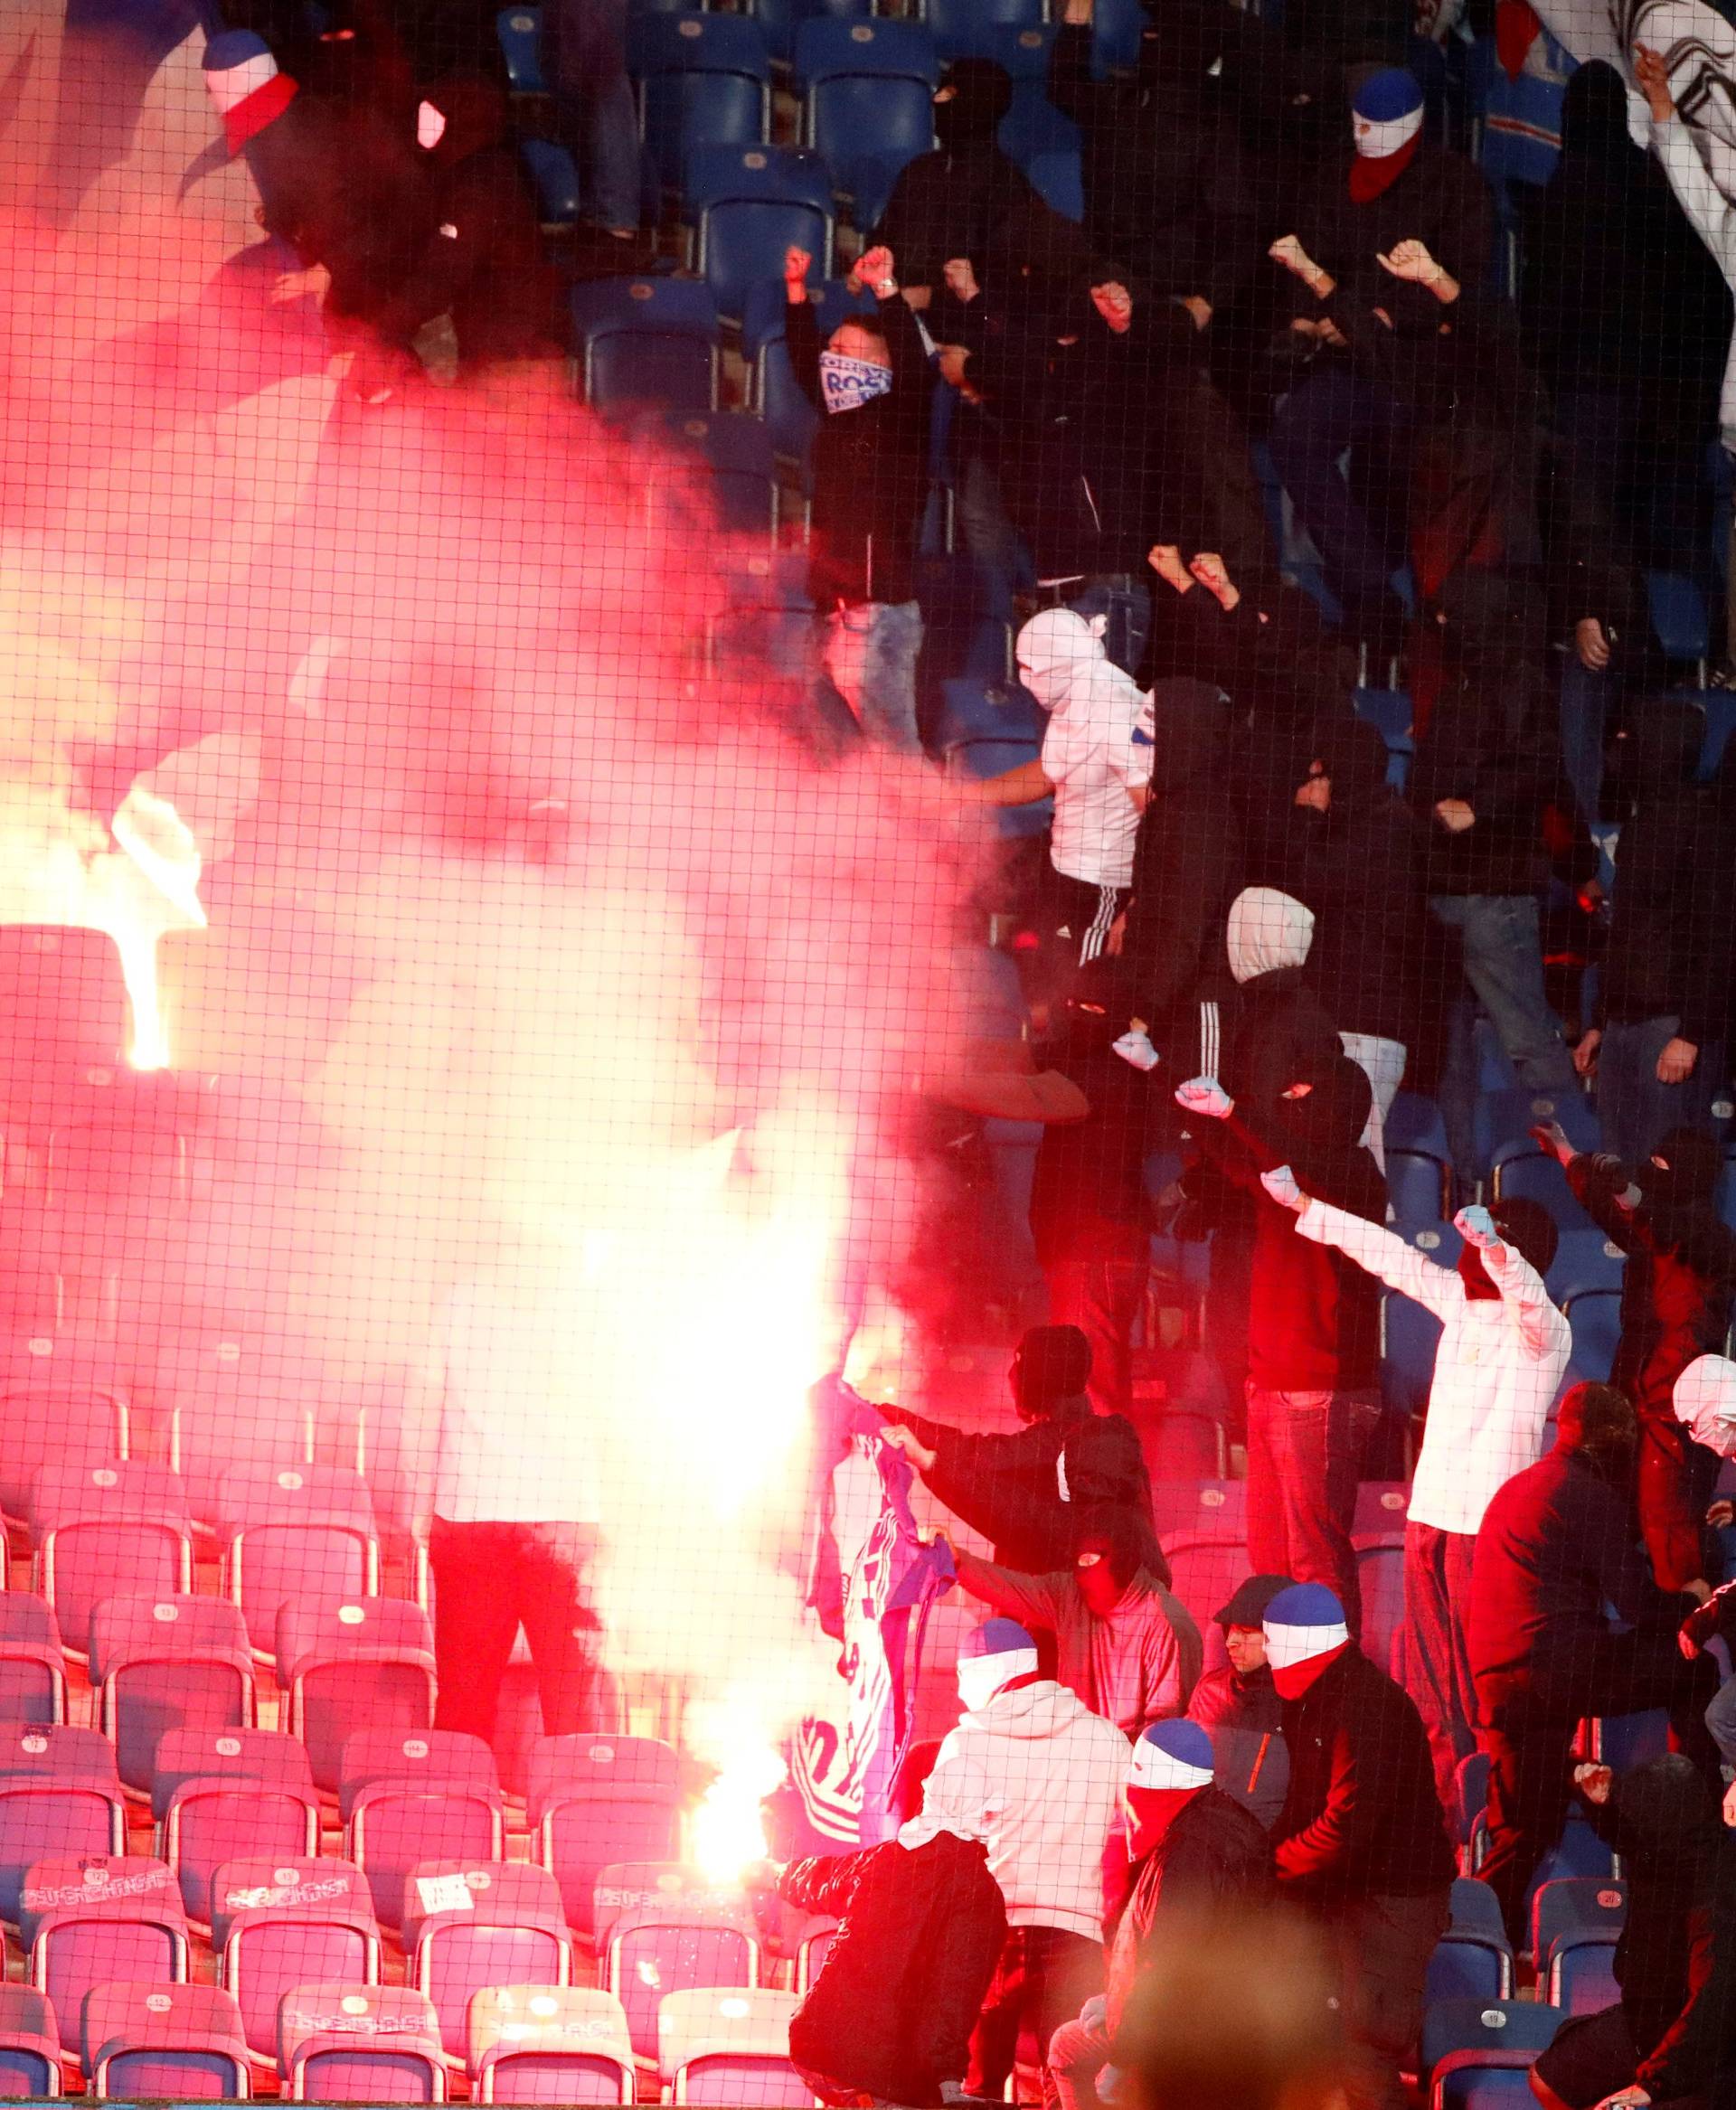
[153,1728,320,1924]
[339,1731,504,1934]
[0,1983,61,2097]
[90,1594,255,1792]
[219,1466,382,1660]
[274,1597,436,1794]
[527,1734,682,1933]
[278,1983,447,2102]
[82,1982,250,2099]
[0,1726,126,1922]
[30,1462,193,1659]
[213,1857,382,2064]
[467,1986,634,2105]
[21,1855,189,2050]
[0,1596,67,1727]
[605,1902,760,2062]
[403,1861,572,2059]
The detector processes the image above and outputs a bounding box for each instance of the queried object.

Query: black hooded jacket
[1123,681,1245,1041]
[874,61,1045,292]
[1144,579,1353,724]
[778,1831,1007,2105]
[1595,704,1732,1048]
[1640,1823,1736,2103]
[1409,572,1563,897]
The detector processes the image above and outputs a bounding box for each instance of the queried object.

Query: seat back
[1152,1482,1247,1638]
[90,1595,255,1792]
[1386,1148,1449,1225]
[497,5,549,93]
[1353,1482,1410,1546]
[528,1735,683,1932]
[32,1463,193,1650]
[1419,1998,1564,2087]
[1532,1876,1626,1973]
[0,1982,59,2098]
[341,1733,505,1932]
[592,1861,723,1946]
[0,1345,129,1522]
[82,1981,249,2100]
[657,1987,802,2096]
[405,1863,571,2058]
[468,1985,633,2105]
[158,1733,321,1925]
[792,15,936,85]
[571,278,720,421]
[687,146,835,322]
[220,1465,382,1656]
[1355,1544,1406,1681]
[276,1597,437,1793]
[606,1905,759,2060]
[214,1858,381,2061]
[634,15,771,188]
[0,1731,126,1921]
[23,1856,188,2051]
[1424,1931,1510,2004]
[150,1331,326,1529]
[279,1983,445,2102]
[0,1595,66,1726]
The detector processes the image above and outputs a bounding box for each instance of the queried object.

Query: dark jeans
[968,1926,1103,2107]
[1477,1634,1722,1945]
[1246,1385,1382,1636]
[1404,1521,1478,1810]
[429,1518,603,1746]
[1044,1251,1147,1420]
[1324,1887,1452,2110]
[1597,1016,1727,1171]
[1268,364,1412,633]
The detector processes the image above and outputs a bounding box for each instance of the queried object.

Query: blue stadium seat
[1421,1998,1563,2107]
[631,14,771,192]
[709,607,814,683]
[1476,1084,1595,1178]
[1590,1709,1669,1769]
[686,144,835,324]
[641,410,781,536]
[1425,1931,1509,2005]
[1387,1148,1449,1226]
[1353,1483,1410,1547]
[741,274,873,476]
[1451,1757,1491,1854]
[1380,1220,1461,1416]
[1562,1287,1622,1386]
[1646,570,1711,664]
[1488,1141,1596,1236]
[922,0,1045,60]
[1090,0,1143,73]
[1354,687,1414,751]
[1533,1877,1625,2011]
[498,5,551,94]
[1699,689,1736,777]
[1024,148,1084,221]
[571,276,720,419]
[1386,1092,1449,1160]
[748,0,870,69]
[795,19,938,222]
[1546,1229,1625,1302]
[521,138,580,228]
[934,676,1043,755]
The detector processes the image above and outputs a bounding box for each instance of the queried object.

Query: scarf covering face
[818,352,892,415]
[1350,66,1425,201]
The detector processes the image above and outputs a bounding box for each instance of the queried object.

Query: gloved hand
[1096,2066,1127,2105]
[1079,1995,1109,2032]
[1260,1163,1305,1211]
[1174,1076,1233,1120]
[1454,1204,1500,1249]
[1113,1027,1160,1073]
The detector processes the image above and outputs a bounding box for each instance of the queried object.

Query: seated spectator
[1188,1573,1295,1830]
[1269,1173,1566,1805]
[938,1619,1129,2103]
[876,61,1043,305]
[1572,706,1733,1164]
[1047,1719,1275,2110]
[1175,1060,1385,1634]
[1242,715,1428,1165]
[1408,569,1579,1190]
[1536,1126,1736,1598]
[1265,69,1495,651]
[878,1324,1162,1578]
[1047,0,1257,340]
[946,1504,1203,1737]
[1470,1383,1722,1945]
[784,241,931,756]
[1530,1755,1724,2110]
[1263,1584,1454,2110]
[769,1747,1009,2109]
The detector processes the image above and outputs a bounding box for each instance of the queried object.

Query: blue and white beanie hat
[1352,67,1424,157]
[1262,1582,1350,1670]
[1128,1717,1215,1790]
[203,29,279,115]
[957,1617,1039,1711]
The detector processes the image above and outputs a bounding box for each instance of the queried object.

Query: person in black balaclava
[1534,1118,1736,1597]
[1571,703,1733,1167]
[875,1325,1164,1578]
[1470,1382,1722,1945]
[1172,1053,1385,1634]
[875,61,1044,302]
[1531,1753,1723,2110]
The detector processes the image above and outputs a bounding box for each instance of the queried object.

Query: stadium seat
[607,1902,760,2060]
[1379,1221,1462,1417]
[520,137,581,229]
[794,1917,835,1993]
[340,1731,505,1934]
[1353,1483,1410,1546]
[1151,1482,1247,1637]
[1089,0,1141,71]
[218,1465,382,1660]
[641,410,782,537]
[1357,1543,1406,1681]
[687,144,835,325]
[1533,1877,1626,2011]
[529,1733,684,1934]
[90,1595,255,1792]
[0,1340,130,1525]
[468,1985,634,2104]
[30,1462,193,1660]
[632,14,771,192]
[1428,1876,1513,2001]
[1386,1148,1449,1226]
[278,1983,447,2103]
[1421,1998,1563,2105]
[1476,1086,1596,1182]
[146,1332,326,1532]
[591,1860,736,1946]
[153,1729,320,1926]
[0,1593,67,1725]
[0,1727,127,1921]
[747,0,870,70]
[21,1855,189,2051]
[403,1861,572,2058]
[657,1988,807,2105]
[1452,1755,1491,1859]
[498,5,550,94]
[0,1983,61,2096]
[1385,1092,1450,1159]
[274,1597,438,1794]
[922,0,1044,56]
[571,278,720,421]
[1646,570,1711,664]
[83,1982,249,2100]
[1489,1142,1595,1236]
[212,1859,381,2065]
[1024,149,1084,220]
[1588,1710,1669,1771]
[1562,1288,1622,1387]
[796,20,938,224]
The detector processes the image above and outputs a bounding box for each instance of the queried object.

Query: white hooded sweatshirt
[1225,887,1316,984]
[1675,1354,1736,1459]
[934,1676,1127,1940]
[1017,609,1154,890]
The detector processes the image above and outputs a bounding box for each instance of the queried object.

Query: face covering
[1269,1640,1350,1700]
[957,1646,1038,1714]
[1225,888,1315,984]
[418,99,448,148]
[1076,1546,1129,1616]
[1675,1355,1736,1458]
[818,352,892,415]
[1126,1785,1198,1861]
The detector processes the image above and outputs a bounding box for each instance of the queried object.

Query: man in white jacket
[937,1617,1128,2105]
[1262,1171,1571,1806]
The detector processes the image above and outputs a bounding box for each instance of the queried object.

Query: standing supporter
[937,1620,1130,2105]
[769,1747,1008,2108]
[548,0,642,245]
[1212,888,1345,1116]
[875,61,1044,302]
[1174,1058,1385,1632]
[878,1324,1162,1578]
[1618,1796,1736,2110]
[1535,1123,1736,1597]
[1468,1383,1722,1945]
[1262,1584,1454,2110]
[783,242,931,755]
[1187,1573,1295,1830]
[1047,1719,1275,2110]
[1046,0,1259,340]
[947,1506,1203,1737]
[1530,1754,1723,2110]
[1674,1356,1736,1771]
[971,609,1154,1022]
[1408,570,1579,1190]
[1571,706,1732,1165]
[1142,550,1355,727]
[1265,69,1495,652]
[1265,1173,1567,1804]
[1242,717,1428,1167]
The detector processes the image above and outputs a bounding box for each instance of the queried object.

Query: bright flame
[692,1734,788,1886]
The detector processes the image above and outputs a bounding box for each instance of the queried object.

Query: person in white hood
[971,610,1155,1018]
[936,1617,1128,2102]
[1675,1357,1736,1770]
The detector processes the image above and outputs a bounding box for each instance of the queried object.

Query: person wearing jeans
[550,0,643,237]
